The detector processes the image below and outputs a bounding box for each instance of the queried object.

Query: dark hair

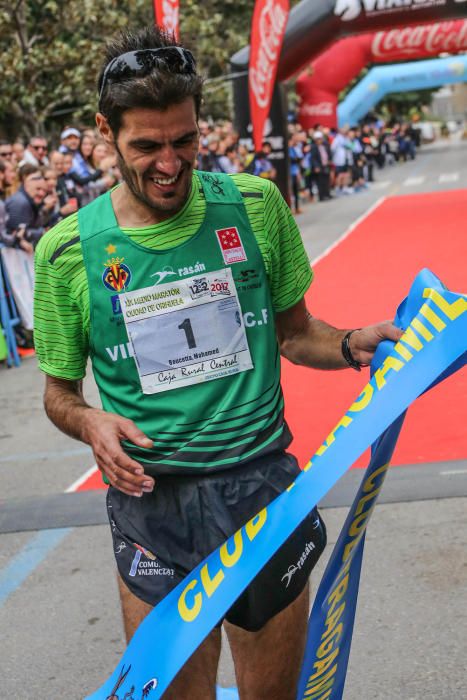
[0,158,5,173]
[98,25,204,135]
[19,163,42,182]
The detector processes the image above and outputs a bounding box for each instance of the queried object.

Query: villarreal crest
[102,256,132,292]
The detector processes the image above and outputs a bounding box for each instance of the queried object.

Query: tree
[0,0,257,138]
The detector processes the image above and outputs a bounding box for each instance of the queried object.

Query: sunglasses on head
[98,47,196,109]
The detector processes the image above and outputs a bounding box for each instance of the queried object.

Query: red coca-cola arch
[296,19,467,130]
[231,0,467,197]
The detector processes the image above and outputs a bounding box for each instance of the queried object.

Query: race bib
[121,268,253,394]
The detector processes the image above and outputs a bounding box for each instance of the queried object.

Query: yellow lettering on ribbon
[423,288,467,320]
[316,415,353,457]
[411,318,434,341]
[245,508,267,541]
[374,355,405,390]
[178,579,202,622]
[201,562,225,598]
[304,664,338,695]
[220,531,243,568]
[419,303,446,331]
[348,383,374,413]
[399,327,423,352]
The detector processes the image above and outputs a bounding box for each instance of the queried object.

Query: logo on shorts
[102,257,132,292]
[216,226,247,265]
[129,542,175,578]
[281,540,316,588]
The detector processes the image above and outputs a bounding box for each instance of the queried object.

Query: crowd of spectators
[0,127,119,252]
[0,118,421,252]
[287,121,419,214]
[0,116,423,361]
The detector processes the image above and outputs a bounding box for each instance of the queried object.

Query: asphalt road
[1,135,466,699]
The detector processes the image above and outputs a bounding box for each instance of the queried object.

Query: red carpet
[78,190,467,491]
[283,189,467,469]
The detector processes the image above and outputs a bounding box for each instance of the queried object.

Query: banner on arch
[153,0,179,40]
[249,0,289,152]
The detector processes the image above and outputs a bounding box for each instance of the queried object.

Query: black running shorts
[107,451,327,632]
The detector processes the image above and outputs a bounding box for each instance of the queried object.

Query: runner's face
[113,100,199,219]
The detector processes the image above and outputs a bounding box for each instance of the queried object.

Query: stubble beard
[115,147,191,217]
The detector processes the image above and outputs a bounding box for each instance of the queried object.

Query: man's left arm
[276,298,403,370]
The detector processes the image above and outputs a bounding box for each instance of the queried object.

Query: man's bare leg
[117,574,222,700]
[224,583,310,700]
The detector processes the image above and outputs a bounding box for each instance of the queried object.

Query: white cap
[60,127,81,140]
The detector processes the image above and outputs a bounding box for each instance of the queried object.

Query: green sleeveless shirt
[78,172,291,474]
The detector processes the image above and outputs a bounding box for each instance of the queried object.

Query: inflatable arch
[296,19,467,130]
[338,54,467,126]
[230,0,467,195]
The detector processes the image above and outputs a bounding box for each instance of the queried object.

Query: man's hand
[348,322,403,367]
[81,409,155,497]
[43,376,155,498]
[277,299,403,370]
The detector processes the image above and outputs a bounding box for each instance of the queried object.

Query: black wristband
[342,330,361,372]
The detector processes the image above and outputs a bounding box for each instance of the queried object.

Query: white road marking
[65,463,99,493]
[441,469,467,476]
[311,197,387,266]
[370,180,391,190]
[403,176,425,186]
[438,172,459,183]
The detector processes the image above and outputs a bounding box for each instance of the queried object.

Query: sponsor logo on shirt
[216,227,247,265]
[151,262,207,285]
[102,256,132,292]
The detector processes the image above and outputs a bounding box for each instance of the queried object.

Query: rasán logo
[334,0,446,22]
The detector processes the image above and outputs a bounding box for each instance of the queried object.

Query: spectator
[12,140,25,165]
[289,132,304,214]
[48,152,80,219]
[331,129,352,195]
[217,145,241,175]
[309,131,332,201]
[78,140,118,205]
[5,164,47,250]
[57,153,82,208]
[0,158,18,247]
[250,142,276,181]
[59,127,81,156]
[20,136,49,168]
[0,140,15,166]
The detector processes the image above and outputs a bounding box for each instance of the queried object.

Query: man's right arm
[44,375,155,497]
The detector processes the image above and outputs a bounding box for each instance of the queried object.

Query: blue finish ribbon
[85,269,467,700]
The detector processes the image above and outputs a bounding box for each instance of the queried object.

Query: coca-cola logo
[372,21,467,57]
[335,0,447,23]
[301,102,333,116]
[161,0,179,33]
[249,0,288,109]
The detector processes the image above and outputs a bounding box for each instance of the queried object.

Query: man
[330,128,352,195]
[19,135,49,168]
[58,126,81,156]
[34,26,401,700]
[0,157,17,247]
[6,164,48,250]
[309,131,331,202]
[0,140,15,166]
